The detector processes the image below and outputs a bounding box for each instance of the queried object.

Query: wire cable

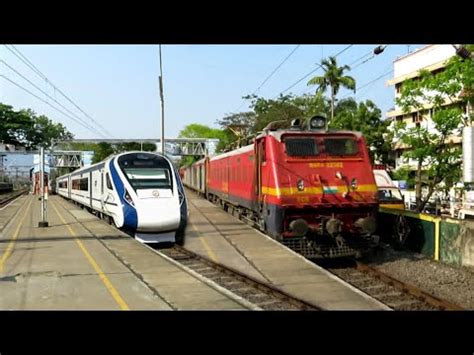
[4,45,114,138]
[234,45,301,112]
[0,59,104,136]
[0,74,107,136]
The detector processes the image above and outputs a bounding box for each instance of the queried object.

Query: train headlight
[309,116,326,129]
[290,219,309,236]
[355,216,377,234]
[124,190,135,207]
[351,178,358,190]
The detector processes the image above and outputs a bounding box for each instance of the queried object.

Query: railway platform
[0,194,246,310]
[0,191,389,310]
[183,189,390,310]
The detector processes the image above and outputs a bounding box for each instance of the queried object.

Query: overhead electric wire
[278,44,354,97]
[252,45,301,95]
[279,63,323,96]
[4,45,114,138]
[6,45,47,80]
[339,67,394,100]
[302,45,391,96]
[234,45,301,112]
[0,74,107,136]
[347,50,373,67]
[0,59,105,137]
[353,69,394,99]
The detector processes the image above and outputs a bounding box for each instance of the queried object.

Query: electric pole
[38,147,48,227]
[159,45,165,155]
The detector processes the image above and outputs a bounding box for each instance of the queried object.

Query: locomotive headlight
[309,116,325,129]
[351,178,358,190]
[355,216,377,234]
[335,171,343,180]
[124,190,135,207]
[290,219,309,236]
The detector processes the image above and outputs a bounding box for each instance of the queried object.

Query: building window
[412,112,422,123]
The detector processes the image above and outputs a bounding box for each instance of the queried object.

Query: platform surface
[183,189,390,310]
[0,195,245,310]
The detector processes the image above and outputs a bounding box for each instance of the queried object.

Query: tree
[215,111,256,151]
[307,56,356,127]
[25,114,74,149]
[178,124,224,140]
[244,93,328,133]
[0,103,32,146]
[394,49,474,212]
[331,98,393,164]
[0,103,73,149]
[92,142,115,163]
[178,124,227,166]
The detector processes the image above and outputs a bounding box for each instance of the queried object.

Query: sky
[0,44,425,140]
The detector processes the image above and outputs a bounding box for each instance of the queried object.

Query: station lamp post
[159,45,165,156]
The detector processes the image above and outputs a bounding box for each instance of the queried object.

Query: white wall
[394,45,456,78]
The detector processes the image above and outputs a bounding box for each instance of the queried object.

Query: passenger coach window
[72,177,88,191]
[285,138,318,157]
[79,178,89,191]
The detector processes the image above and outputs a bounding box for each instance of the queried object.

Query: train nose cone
[136,200,181,232]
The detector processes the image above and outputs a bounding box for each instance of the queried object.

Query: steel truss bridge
[2,150,91,169]
[1,138,219,170]
[57,138,220,157]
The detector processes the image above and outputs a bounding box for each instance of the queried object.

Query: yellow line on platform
[50,200,130,310]
[190,222,219,263]
[0,197,33,273]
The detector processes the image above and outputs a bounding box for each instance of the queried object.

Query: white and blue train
[56,151,188,244]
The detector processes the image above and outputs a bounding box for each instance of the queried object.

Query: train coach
[57,151,188,244]
[0,182,14,194]
[181,116,380,258]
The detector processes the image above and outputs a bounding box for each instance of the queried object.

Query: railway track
[188,190,464,310]
[0,189,28,208]
[321,259,464,310]
[159,246,320,310]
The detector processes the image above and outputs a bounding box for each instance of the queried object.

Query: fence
[378,207,474,268]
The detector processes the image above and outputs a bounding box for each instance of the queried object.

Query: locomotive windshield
[285,138,318,156]
[284,136,359,157]
[118,153,172,191]
[323,138,358,156]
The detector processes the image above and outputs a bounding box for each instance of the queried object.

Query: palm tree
[307,56,356,129]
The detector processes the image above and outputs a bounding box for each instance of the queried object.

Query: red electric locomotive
[182,116,379,258]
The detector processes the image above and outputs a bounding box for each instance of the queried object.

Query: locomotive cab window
[118,153,173,191]
[323,138,358,156]
[284,137,318,157]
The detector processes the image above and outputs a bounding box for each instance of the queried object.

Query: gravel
[366,246,474,309]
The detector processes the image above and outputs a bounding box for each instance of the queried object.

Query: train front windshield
[118,153,172,191]
[284,136,359,157]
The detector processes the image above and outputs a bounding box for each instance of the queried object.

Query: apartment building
[385,45,469,170]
